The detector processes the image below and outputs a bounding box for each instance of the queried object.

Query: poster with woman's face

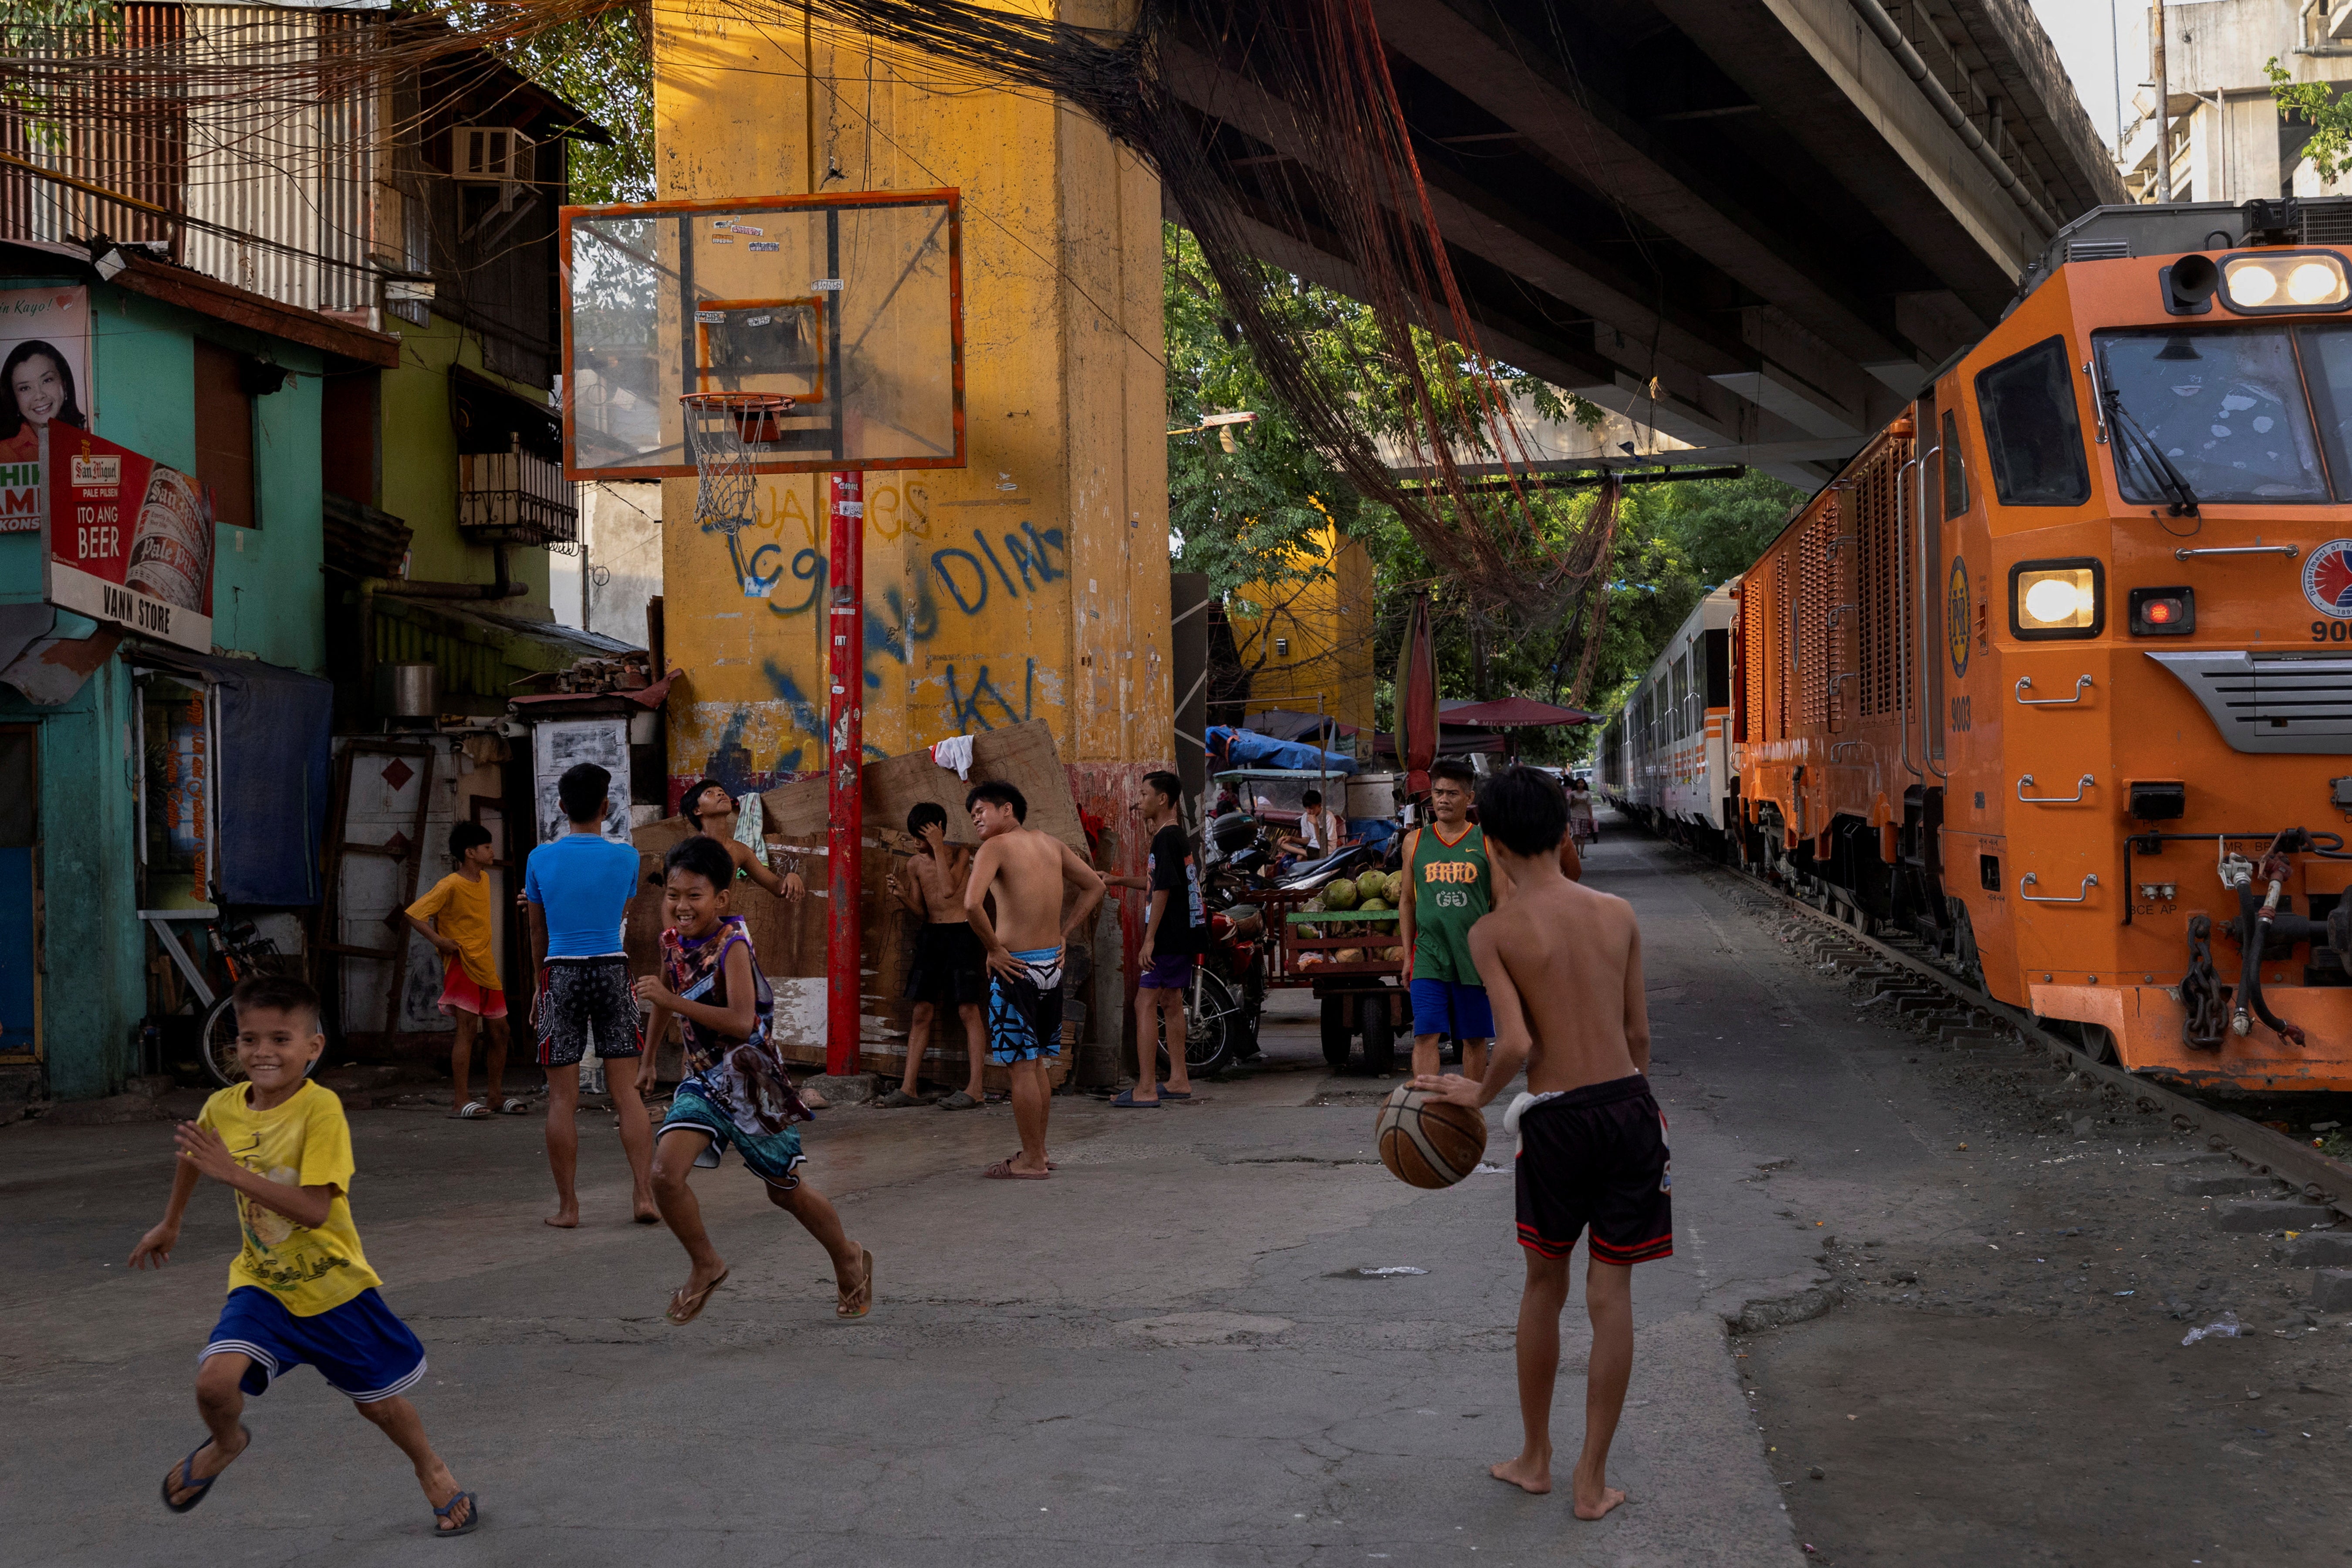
[0,287,91,533]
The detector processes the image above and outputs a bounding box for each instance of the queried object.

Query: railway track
[1691,849,2352,1223]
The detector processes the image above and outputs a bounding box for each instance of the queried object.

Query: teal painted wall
[0,275,331,1098]
[0,654,143,1098]
[92,293,328,673]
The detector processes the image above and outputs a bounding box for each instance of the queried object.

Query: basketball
[1376,1085,1489,1189]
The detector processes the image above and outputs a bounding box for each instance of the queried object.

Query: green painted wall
[378,312,552,608]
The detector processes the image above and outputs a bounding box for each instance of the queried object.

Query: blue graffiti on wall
[928,524,1065,616]
[723,524,1064,740]
[944,658,1037,733]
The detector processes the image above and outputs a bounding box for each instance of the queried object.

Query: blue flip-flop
[1110,1088,1162,1108]
[160,1424,247,1513]
[433,1490,482,1538]
[1161,1090,1193,1101]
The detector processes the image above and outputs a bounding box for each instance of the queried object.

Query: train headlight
[2010,558,2105,640]
[2220,250,2350,313]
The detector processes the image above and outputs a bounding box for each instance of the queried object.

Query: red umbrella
[1395,592,1438,797]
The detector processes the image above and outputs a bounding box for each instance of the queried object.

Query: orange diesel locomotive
[1731,197,2352,1093]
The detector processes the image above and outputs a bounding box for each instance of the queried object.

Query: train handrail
[2017,772,2095,804]
[1830,740,1875,763]
[2019,871,2099,905]
[2173,544,2299,561]
[2015,674,2093,707]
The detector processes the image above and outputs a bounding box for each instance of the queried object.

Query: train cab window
[2295,326,2352,490]
[2096,328,2326,503]
[1975,335,2091,505]
[1939,409,1968,515]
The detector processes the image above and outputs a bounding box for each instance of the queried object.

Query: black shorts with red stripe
[1514,1073,1672,1266]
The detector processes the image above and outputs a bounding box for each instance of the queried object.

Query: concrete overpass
[1169,0,2126,490]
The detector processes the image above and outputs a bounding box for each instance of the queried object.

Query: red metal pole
[824,470,864,1076]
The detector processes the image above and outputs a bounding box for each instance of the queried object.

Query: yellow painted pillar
[652,7,1171,802]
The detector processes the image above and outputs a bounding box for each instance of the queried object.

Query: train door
[1933,392,2015,996]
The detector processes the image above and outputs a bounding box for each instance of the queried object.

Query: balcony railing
[457,439,577,547]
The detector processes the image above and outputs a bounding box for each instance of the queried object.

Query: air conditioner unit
[453,126,531,182]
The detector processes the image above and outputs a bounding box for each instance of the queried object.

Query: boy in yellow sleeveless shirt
[130,975,478,1536]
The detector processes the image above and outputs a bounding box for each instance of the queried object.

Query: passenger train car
[1609,196,2352,1092]
[1594,586,1736,855]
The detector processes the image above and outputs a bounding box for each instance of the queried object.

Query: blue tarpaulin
[194,654,333,905]
[1206,725,1358,776]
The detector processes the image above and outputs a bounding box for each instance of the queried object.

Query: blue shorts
[1410,977,1494,1041]
[202,1286,427,1404]
[659,1078,805,1189]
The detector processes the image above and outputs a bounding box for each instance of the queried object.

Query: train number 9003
[1949,694,1972,733]
[2313,619,2352,642]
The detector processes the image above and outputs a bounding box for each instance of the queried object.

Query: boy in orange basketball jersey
[1414,765,1661,1520]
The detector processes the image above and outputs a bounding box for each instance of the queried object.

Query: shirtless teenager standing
[882,803,989,1110]
[962,780,1106,1179]
[1413,765,1662,1522]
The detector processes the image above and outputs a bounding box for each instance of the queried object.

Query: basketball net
[680,392,791,535]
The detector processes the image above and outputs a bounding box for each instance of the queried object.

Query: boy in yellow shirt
[130,975,478,1536]
[404,822,524,1119]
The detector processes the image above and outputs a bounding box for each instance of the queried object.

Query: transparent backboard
[560,189,964,479]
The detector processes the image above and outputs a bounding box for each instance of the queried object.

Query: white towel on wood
[734,789,768,868]
[931,734,975,780]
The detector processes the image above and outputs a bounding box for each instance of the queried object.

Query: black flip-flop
[160,1424,247,1513]
[1110,1088,1161,1109]
[433,1490,482,1538]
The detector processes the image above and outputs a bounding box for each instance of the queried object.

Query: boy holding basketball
[1413,765,1660,1521]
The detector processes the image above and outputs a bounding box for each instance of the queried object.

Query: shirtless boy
[882,803,989,1110]
[962,780,1106,1178]
[1413,764,1662,1521]
[682,777,807,902]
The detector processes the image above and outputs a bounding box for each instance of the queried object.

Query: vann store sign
[46,428,213,653]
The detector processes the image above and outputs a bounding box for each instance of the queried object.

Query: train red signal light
[2129,585,2195,636]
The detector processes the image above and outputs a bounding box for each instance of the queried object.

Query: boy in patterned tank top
[635,835,872,1326]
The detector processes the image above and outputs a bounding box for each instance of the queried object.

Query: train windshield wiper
[2104,386,2201,517]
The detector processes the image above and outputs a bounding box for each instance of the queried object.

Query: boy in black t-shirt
[1104,770,1203,1107]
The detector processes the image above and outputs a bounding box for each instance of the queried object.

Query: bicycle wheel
[200,996,245,1087]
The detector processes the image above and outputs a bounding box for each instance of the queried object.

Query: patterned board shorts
[535,957,643,1068]
[987,946,1064,1064]
[658,1079,805,1189]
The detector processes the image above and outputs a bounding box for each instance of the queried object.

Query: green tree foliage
[2268,58,2352,181]
[1165,223,1598,614]
[1164,221,1801,758]
[419,2,655,203]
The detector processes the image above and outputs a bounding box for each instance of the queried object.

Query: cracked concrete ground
[1,829,1875,1566]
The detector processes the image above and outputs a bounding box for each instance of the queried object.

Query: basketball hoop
[680,391,792,535]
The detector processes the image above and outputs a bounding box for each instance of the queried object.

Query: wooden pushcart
[1261,890,1407,1074]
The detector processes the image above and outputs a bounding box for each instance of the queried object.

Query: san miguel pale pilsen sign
[45,426,214,654]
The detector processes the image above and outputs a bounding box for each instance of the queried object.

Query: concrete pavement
[2,827,1849,1566]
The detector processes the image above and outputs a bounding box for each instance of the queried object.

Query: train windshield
[2095,328,2329,503]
